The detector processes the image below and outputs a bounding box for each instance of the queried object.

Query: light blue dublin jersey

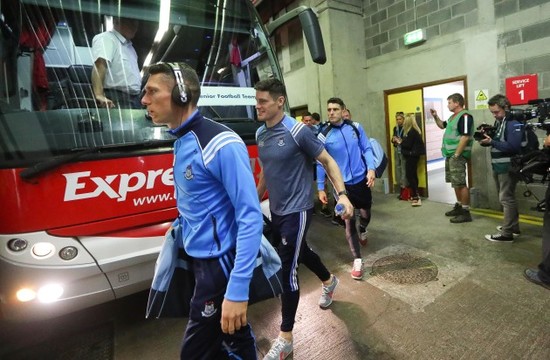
[256,115,324,216]
[169,110,263,302]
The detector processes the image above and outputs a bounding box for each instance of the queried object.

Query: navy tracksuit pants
[181,253,257,360]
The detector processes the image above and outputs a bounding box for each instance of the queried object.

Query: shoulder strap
[321,120,362,148]
[321,123,333,137]
[343,120,361,139]
[343,120,368,168]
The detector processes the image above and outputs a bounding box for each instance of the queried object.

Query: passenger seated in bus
[91,17,141,109]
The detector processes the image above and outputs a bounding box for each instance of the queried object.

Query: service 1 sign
[505,74,538,105]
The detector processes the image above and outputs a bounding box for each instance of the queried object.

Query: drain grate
[370,253,438,284]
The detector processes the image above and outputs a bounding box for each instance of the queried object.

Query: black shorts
[344,179,372,210]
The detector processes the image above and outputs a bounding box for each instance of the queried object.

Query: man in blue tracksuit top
[317,97,376,280]
[142,62,263,359]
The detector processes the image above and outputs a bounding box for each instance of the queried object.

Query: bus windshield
[0,0,325,323]
[0,0,278,167]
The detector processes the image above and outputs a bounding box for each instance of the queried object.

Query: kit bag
[146,223,283,319]
[369,137,388,178]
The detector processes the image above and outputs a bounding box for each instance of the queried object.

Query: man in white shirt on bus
[92,17,141,108]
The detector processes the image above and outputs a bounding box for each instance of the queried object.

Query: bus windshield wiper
[20,140,174,181]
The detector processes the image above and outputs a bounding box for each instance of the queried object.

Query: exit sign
[505,74,538,105]
[404,29,426,46]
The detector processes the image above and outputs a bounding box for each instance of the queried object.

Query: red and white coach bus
[0,0,325,321]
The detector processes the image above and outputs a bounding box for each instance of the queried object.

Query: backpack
[321,120,388,178]
[521,125,540,155]
[505,121,539,156]
[507,121,540,183]
[369,137,388,178]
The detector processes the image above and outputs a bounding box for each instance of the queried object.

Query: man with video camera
[477,94,522,242]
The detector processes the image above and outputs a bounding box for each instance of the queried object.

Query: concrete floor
[111,192,549,359]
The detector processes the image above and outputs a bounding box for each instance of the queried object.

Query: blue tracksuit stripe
[281,116,303,148]
[291,121,306,138]
[220,252,234,279]
[219,258,230,279]
[203,132,245,165]
[289,210,307,292]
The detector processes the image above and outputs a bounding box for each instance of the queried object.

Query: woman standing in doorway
[391,112,409,199]
[399,113,425,206]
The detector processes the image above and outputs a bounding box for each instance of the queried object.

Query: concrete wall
[272,0,550,213]
[281,1,368,118]
[360,0,550,212]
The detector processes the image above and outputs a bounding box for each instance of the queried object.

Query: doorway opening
[291,106,309,122]
[385,77,467,204]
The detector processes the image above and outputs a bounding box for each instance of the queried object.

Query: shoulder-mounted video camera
[475,98,550,141]
[509,98,550,133]
[508,99,550,183]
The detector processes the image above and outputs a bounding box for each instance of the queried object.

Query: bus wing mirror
[266,6,326,65]
[299,9,326,64]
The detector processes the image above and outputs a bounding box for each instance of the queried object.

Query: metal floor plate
[371,253,438,284]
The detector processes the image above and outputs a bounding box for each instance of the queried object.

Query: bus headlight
[32,242,55,258]
[16,288,36,302]
[8,238,28,252]
[37,284,64,303]
[59,246,78,260]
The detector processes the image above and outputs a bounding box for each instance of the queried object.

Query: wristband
[337,190,348,196]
